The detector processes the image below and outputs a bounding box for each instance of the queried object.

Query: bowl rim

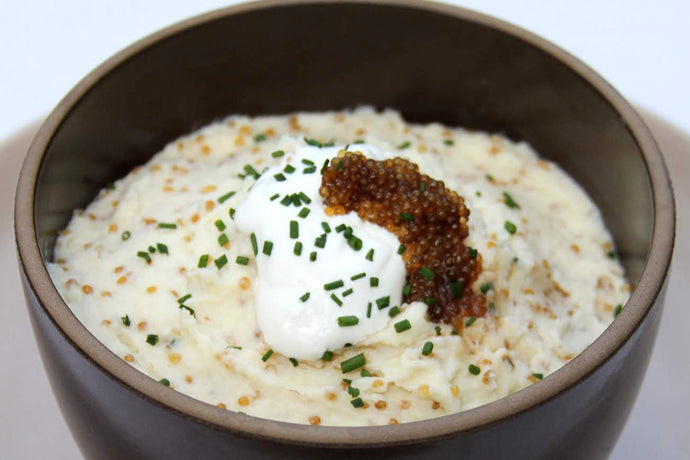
[14,0,675,447]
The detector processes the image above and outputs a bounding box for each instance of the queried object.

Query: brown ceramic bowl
[15,1,675,459]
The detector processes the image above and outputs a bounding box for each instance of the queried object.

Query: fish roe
[320,152,487,324]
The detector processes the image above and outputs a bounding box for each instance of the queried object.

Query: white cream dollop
[235,139,405,360]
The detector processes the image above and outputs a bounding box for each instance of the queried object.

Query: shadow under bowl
[14,1,675,459]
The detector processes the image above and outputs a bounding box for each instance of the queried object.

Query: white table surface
[1,1,688,459]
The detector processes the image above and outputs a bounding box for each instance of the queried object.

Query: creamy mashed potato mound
[47,108,629,426]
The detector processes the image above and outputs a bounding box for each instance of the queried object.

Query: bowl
[14,1,675,459]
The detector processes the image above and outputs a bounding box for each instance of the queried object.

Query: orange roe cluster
[320,151,487,324]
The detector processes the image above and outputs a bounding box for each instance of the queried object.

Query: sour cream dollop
[235,140,405,360]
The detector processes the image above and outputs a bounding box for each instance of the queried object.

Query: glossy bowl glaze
[15,1,675,459]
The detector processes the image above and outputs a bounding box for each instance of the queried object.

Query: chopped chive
[607,250,617,259]
[365,249,374,261]
[274,173,286,182]
[214,220,226,232]
[480,282,493,294]
[270,193,280,201]
[502,192,521,209]
[280,195,292,206]
[398,141,411,150]
[366,302,372,318]
[298,207,310,218]
[237,173,246,179]
[397,244,406,254]
[297,192,311,204]
[348,386,360,397]
[370,277,379,287]
[301,158,315,166]
[289,358,299,367]
[250,233,258,256]
[435,325,442,336]
[289,220,299,239]
[137,251,151,264]
[228,345,242,350]
[146,334,159,346]
[419,267,435,280]
[443,139,455,146]
[324,141,335,147]
[614,304,623,317]
[338,316,359,327]
[360,368,372,377]
[347,237,363,251]
[476,190,482,197]
[350,272,366,281]
[254,133,267,143]
[227,209,235,221]
[513,256,519,263]
[218,191,236,204]
[451,327,459,335]
[261,349,274,362]
[489,302,495,311]
[532,373,544,380]
[400,212,414,222]
[293,241,303,256]
[304,137,323,148]
[177,294,191,304]
[214,254,228,269]
[243,164,260,179]
[353,139,365,144]
[420,182,426,192]
[504,221,517,235]
[350,398,364,408]
[321,222,332,233]
[486,174,495,182]
[105,182,115,190]
[179,305,195,317]
[121,230,131,241]
[158,222,177,229]
[290,194,302,206]
[121,315,131,326]
[321,350,333,361]
[300,292,310,302]
[341,353,366,373]
[235,256,249,265]
[335,161,343,171]
[271,150,285,158]
[159,378,170,386]
[198,254,209,268]
[330,294,343,306]
[320,159,330,174]
[422,341,434,356]
[394,319,411,333]
[218,233,229,247]
[469,248,478,259]
[342,288,354,297]
[324,280,344,290]
[469,364,481,375]
[376,296,390,309]
[309,251,317,262]
[284,164,296,174]
[450,279,463,298]
[303,166,317,174]
[388,306,400,318]
[465,317,477,327]
[424,297,438,305]
[343,227,353,238]
[335,223,347,233]
[402,284,412,297]
[148,245,156,253]
[156,243,168,255]
[262,241,273,255]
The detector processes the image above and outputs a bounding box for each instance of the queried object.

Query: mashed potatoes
[47,108,628,426]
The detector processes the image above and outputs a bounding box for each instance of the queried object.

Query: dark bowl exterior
[15,1,675,459]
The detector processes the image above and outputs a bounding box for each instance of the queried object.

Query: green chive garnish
[146,334,159,346]
[419,267,435,280]
[289,220,299,239]
[229,208,235,219]
[351,272,366,281]
[502,192,520,209]
[469,248,478,259]
[360,368,372,377]
[243,164,260,179]
[254,133,267,143]
[214,254,228,269]
[298,192,312,204]
[435,325,442,336]
[486,174,495,182]
[274,173,286,182]
[159,378,170,386]
[424,297,438,305]
[443,139,454,146]
[121,315,131,326]
[348,386,360,398]
[489,302,495,311]
[400,212,414,222]
[366,302,372,318]
[347,237,363,251]
[320,159,330,174]
[105,182,115,190]
[614,304,623,317]
[398,141,411,150]
[218,233,229,247]
[270,193,280,201]
[309,251,317,262]
[331,294,343,306]
[341,353,366,373]
[218,191,236,204]
[179,305,195,317]
[298,207,310,218]
[261,349,274,362]
[335,161,343,171]
[338,316,359,327]
[284,164,296,174]
[198,254,209,268]
[321,222,331,233]
[480,282,493,294]
[343,227,353,238]
[353,139,365,144]
[293,241,303,256]
[513,256,519,263]
[469,364,481,375]
[271,150,285,158]
[394,319,411,333]
[321,350,333,361]
[420,182,426,192]
[304,137,323,148]
[532,373,544,380]
[376,296,390,309]
[505,221,517,234]
[335,224,347,233]
[214,220,226,232]
[465,317,476,327]
[342,288,353,297]
[324,280,344,290]
[177,294,191,304]
[157,243,168,255]
[301,158,315,166]
[137,251,151,264]
[402,284,412,296]
[280,195,292,206]
[158,222,177,230]
[422,341,434,356]
[351,398,364,408]
[262,241,273,255]
[365,249,374,261]
[121,231,131,241]
[388,306,400,318]
[289,358,299,367]
[228,345,242,350]
[607,250,617,259]
[235,256,249,265]
[300,292,310,302]
[148,245,156,253]
[397,244,406,254]
[250,233,258,255]
[290,194,302,206]
[303,166,317,174]
[450,279,463,298]
[370,277,379,287]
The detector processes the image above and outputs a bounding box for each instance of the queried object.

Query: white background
[1,1,688,459]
